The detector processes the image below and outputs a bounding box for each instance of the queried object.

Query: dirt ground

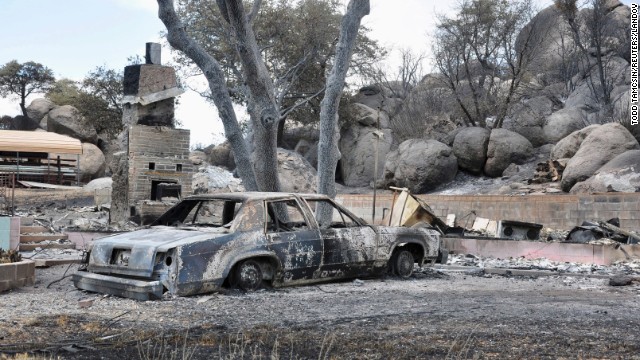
[1,264,640,359]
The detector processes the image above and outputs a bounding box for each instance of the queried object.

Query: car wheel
[234,260,263,291]
[437,249,449,264]
[392,249,414,278]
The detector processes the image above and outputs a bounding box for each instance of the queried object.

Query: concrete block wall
[336,193,640,231]
[0,260,35,293]
[128,125,190,156]
[128,125,193,204]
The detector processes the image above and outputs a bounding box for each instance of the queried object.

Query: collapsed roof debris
[566,218,640,244]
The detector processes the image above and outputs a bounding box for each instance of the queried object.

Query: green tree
[0,60,55,117]
[159,0,372,195]
[172,0,380,139]
[46,66,124,139]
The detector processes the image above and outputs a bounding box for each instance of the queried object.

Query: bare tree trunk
[218,0,282,192]
[316,0,370,225]
[157,0,258,191]
[19,87,27,118]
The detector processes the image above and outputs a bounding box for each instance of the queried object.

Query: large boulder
[277,149,317,193]
[84,177,113,191]
[189,150,208,166]
[47,105,98,144]
[565,56,629,110]
[571,150,640,193]
[192,166,244,194]
[383,139,458,193]
[55,143,106,183]
[26,98,56,124]
[543,107,585,144]
[550,124,600,160]
[294,139,318,169]
[613,89,640,144]
[79,143,106,182]
[281,125,319,150]
[339,124,393,187]
[504,96,554,147]
[353,84,403,115]
[561,123,640,191]
[484,129,534,177]
[452,127,490,174]
[350,103,390,128]
[516,5,575,78]
[207,141,235,169]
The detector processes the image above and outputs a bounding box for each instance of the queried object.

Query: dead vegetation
[0,249,20,263]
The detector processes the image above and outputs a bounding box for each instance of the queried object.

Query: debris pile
[540,227,570,241]
[566,218,640,244]
[447,253,640,276]
[529,159,566,184]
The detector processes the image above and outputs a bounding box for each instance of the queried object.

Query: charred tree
[316,0,370,224]
[157,0,258,191]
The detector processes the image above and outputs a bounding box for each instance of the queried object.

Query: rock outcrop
[192,166,244,194]
[26,98,56,125]
[56,142,106,183]
[207,141,235,170]
[452,127,490,174]
[78,143,106,182]
[339,124,393,187]
[383,139,458,193]
[484,129,534,177]
[47,105,98,144]
[561,123,640,191]
[550,124,600,160]
[571,150,640,193]
[277,149,317,193]
[504,96,554,147]
[543,107,585,144]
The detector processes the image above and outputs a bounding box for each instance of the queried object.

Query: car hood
[88,226,231,277]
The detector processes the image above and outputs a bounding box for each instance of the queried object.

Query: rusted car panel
[73,192,441,300]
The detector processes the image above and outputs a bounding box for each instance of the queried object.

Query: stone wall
[336,193,640,231]
[0,260,35,293]
[128,125,193,205]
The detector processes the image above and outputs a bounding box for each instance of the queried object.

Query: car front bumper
[73,271,164,301]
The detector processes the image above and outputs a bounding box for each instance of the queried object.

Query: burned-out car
[73,192,441,300]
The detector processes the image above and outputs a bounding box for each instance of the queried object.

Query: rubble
[529,159,566,184]
[447,253,640,276]
[609,275,640,286]
[566,218,640,244]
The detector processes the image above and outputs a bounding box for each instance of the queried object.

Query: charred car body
[73,193,441,300]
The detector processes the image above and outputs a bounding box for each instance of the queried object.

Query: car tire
[391,249,414,279]
[233,260,263,291]
[437,249,449,264]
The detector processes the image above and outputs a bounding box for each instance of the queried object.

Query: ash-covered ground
[1,259,640,359]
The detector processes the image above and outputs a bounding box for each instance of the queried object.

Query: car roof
[183,192,332,202]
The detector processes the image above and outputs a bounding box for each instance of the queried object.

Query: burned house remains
[110,43,192,225]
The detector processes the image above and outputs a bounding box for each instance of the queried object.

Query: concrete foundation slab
[443,237,640,265]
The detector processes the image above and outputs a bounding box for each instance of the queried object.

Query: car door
[264,199,323,283]
[304,199,377,279]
